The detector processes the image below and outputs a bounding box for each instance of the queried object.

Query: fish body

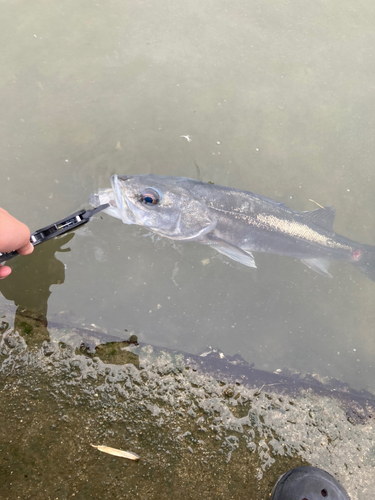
[90,174,375,280]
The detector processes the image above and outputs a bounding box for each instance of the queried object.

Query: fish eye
[140,188,160,205]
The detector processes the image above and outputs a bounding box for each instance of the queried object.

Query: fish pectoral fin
[301,258,332,278]
[205,236,257,268]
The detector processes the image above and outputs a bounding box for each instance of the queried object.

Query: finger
[0,265,12,279]
[17,241,34,256]
[0,215,31,253]
[12,222,31,252]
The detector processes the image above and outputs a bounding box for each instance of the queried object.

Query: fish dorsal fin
[303,205,336,231]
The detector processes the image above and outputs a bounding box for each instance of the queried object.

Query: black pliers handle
[0,203,109,263]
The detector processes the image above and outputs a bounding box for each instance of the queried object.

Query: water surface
[1,0,375,393]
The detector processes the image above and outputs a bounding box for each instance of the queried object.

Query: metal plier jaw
[0,203,109,263]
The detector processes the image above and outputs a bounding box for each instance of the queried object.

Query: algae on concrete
[0,310,373,499]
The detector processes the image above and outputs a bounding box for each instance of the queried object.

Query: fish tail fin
[353,245,375,281]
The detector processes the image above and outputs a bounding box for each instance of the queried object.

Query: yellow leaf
[90,444,140,460]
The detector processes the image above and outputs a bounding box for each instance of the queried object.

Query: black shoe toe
[271,466,350,500]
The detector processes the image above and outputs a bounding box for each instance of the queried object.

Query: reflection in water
[0,234,73,340]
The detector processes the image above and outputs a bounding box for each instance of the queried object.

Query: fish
[90,174,375,281]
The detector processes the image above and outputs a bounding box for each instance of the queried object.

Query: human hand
[0,208,34,279]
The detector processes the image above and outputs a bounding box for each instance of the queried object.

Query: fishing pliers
[0,203,109,263]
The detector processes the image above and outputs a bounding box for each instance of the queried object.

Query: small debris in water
[90,444,140,460]
[180,135,192,142]
[309,199,324,209]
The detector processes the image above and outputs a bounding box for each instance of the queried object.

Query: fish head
[93,174,216,240]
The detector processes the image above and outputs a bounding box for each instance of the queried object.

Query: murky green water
[1,1,375,497]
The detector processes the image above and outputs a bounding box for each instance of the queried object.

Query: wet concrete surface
[0,309,373,499]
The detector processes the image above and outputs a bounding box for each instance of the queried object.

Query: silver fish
[90,174,375,280]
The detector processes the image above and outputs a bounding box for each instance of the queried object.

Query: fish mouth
[110,174,136,224]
